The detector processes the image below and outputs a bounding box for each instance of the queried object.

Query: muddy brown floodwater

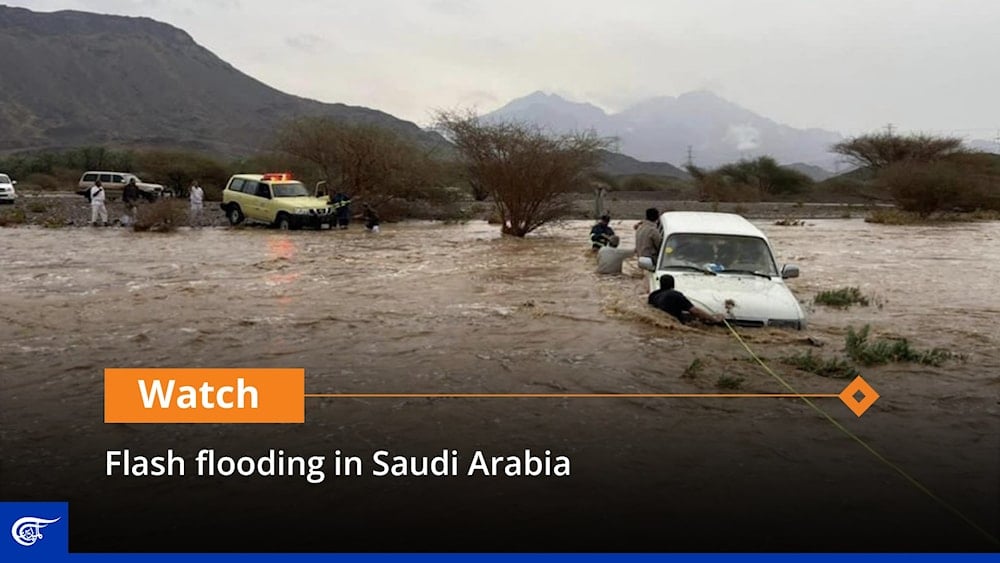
[0,218,998,552]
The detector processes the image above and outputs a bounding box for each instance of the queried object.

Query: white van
[77,171,166,200]
[639,211,807,329]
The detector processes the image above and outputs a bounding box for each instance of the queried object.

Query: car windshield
[0,175,10,183]
[660,233,778,277]
[271,182,310,197]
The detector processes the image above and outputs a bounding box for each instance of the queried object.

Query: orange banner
[104,368,305,423]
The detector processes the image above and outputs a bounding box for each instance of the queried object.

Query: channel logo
[11,516,61,546]
[0,502,68,560]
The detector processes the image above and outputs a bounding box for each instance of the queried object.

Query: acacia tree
[275,117,442,206]
[685,157,810,201]
[833,132,997,215]
[832,133,964,169]
[717,156,812,195]
[436,111,610,237]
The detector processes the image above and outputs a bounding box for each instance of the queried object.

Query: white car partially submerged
[0,173,17,204]
[639,211,806,329]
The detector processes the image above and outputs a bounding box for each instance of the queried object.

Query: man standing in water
[635,208,662,261]
[590,214,615,250]
[331,192,351,229]
[90,180,108,227]
[362,203,380,233]
[122,177,140,225]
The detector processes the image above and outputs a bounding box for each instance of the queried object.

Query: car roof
[230,174,300,183]
[660,211,767,239]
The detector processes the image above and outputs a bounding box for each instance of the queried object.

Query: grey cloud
[285,33,324,53]
[425,0,479,16]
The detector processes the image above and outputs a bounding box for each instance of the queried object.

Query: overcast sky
[9,0,1000,138]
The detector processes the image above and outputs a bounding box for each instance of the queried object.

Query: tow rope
[722,319,998,545]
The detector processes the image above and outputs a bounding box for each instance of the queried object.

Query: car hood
[136,182,163,190]
[276,196,333,209]
[666,272,805,322]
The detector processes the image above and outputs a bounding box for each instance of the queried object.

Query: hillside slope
[0,6,447,156]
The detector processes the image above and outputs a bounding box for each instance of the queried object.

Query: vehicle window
[99,174,113,183]
[83,173,97,182]
[661,234,778,276]
[112,175,124,183]
[271,182,310,197]
[255,182,272,199]
[228,178,245,192]
[0,174,10,184]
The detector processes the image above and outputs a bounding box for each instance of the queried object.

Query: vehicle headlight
[293,209,310,215]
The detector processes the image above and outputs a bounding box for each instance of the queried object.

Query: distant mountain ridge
[596,150,687,179]
[485,91,844,170]
[0,5,448,156]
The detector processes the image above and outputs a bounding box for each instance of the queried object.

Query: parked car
[220,173,335,230]
[638,211,806,329]
[0,173,16,204]
[76,171,165,201]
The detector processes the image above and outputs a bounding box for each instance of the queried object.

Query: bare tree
[274,117,343,183]
[275,117,442,206]
[832,132,964,169]
[435,111,611,237]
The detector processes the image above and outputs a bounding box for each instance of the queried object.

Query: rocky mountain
[0,6,448,156]
[967,139,1000,154]
[485,90,843,170]
[596,150,687,179]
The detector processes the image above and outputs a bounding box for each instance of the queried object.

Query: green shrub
[715,375,744,390]
[781,351,856,379]
[814,287,870,308]
[0,207,27,226]
[27,201,48,213]
[845,325,953,366]
[133,199,185,232]
[682,358,704,379]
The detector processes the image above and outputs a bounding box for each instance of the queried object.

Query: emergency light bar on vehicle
[260,173,294,181]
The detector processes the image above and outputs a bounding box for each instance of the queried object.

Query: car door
[239,180,265,222]
[253,181,275,222]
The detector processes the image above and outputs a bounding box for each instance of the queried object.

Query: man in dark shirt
[648,274,725,324]
[590,214,615,250]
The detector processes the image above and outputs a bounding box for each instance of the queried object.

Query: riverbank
[0,191,888,228]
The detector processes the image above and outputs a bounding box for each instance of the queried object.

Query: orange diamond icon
[839,375,880,417]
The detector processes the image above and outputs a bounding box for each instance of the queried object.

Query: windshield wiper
[719,269,772,279]
[664,265,716,275]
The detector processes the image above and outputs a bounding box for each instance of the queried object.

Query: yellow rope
[723,319,998,545]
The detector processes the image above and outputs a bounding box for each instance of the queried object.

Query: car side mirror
[638,257,655,272]
[781,264,800,279]
[11,180,16,185]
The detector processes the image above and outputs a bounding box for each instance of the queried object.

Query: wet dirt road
[0,219,997,551]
